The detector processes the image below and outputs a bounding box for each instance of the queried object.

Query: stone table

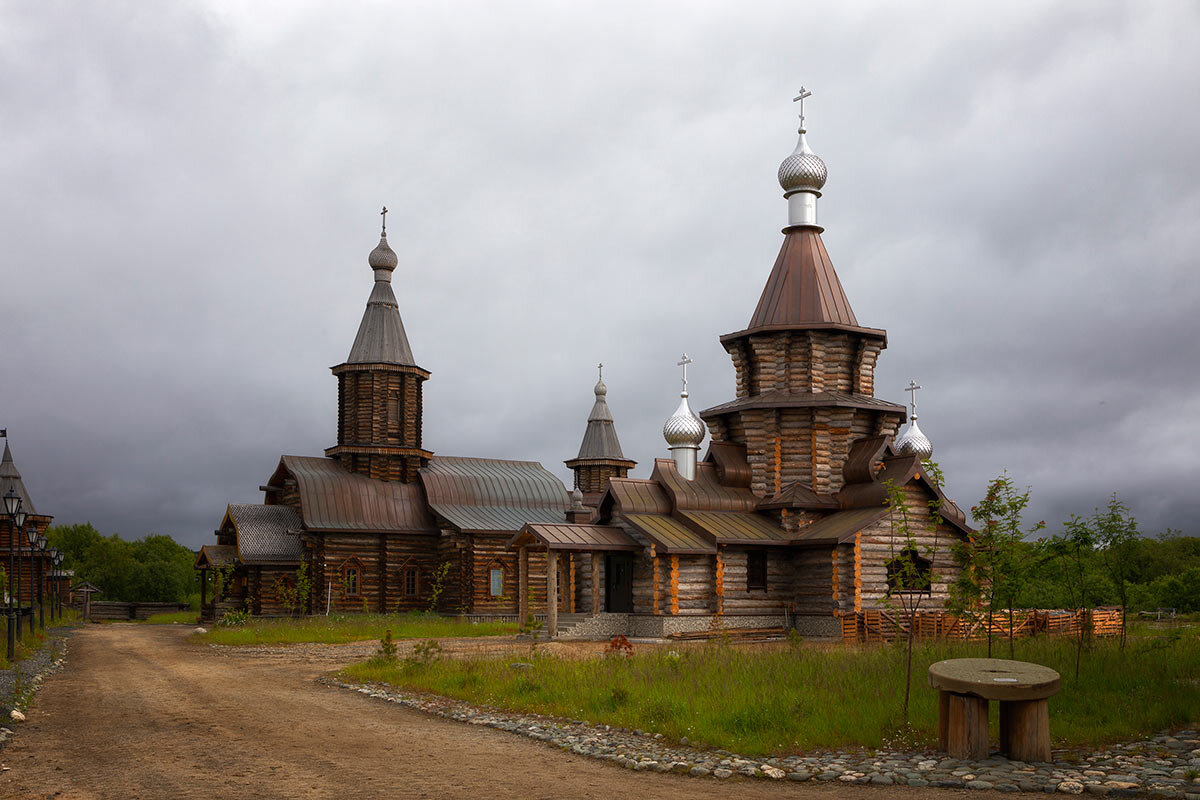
[928,658,1060,762]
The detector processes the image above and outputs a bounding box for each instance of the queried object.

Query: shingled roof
[565,379,634,466]
[222,504,304,564]
[0,441,36,516]
[345,279,417,365]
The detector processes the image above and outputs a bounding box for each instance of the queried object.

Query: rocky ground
[335,677,1200,798]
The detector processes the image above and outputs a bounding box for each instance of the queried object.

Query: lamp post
[3,485,23,661]
[36,536,46,628]
[46,547,56,623]
[53,551,63,618]
[23,527,36,636]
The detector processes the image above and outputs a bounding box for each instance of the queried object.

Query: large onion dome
[895,418,933,460]
[663,393,706,448]
[778,130,828,195]
[368,233,398,271]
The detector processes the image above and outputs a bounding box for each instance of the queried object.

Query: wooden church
[197,95,971,636]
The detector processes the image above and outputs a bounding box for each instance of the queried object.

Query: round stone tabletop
[928,658,1060,701]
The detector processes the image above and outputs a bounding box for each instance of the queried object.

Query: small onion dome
[368,233,399,271]
[895,418,933,460]
[663,393,707,448]
[594,378,607,397]
[778,130,828,194]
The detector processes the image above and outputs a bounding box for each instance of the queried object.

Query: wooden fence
[82,601,192,621]
[840,607,1124,644]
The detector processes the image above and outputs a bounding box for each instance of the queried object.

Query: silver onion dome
[663,393,706,448]
[778,130,828,194]
[895,418,933,460]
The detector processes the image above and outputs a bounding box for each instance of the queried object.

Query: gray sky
[2,1,1197,549]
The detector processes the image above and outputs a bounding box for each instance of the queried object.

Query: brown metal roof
[677,510,791,545]
[789,506,892,546]
[753,229,857,328]
[758,481,839,511]
[195,544,237,569]
[601,478,671,516]
[420,456,569,533]
[224,504,303,564]
[701,389,906,420]
[509,523,640,552]
[704,441,752,488]
[650,459,758,513]
[622,513,716,555]
[837,453,921,510]
[271,456,438,533]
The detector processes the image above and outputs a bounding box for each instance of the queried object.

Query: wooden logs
[999,698,1051,762]
[591,552,601,614]
[945,692,990,760]
[546,551,558,639]
[669,555,679,615]
[518,547,529,623]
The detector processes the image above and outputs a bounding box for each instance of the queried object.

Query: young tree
[951,474,1044,658]
[1088,494,1139,651]
[883,459,944,722]
[1044,515,1098,680]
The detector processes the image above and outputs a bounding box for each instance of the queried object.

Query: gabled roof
[566,381,635,466]
[195,544,237,569]
[720,228,887,343]
[788,506,892,546]
[345,279,418,366]
[598,478,672,521]
[510,523,639,552]
[758,481,839,511]
[222,504,303,564]
[420,456,570,533]
[0,441,36,516]
[269,456,437,533]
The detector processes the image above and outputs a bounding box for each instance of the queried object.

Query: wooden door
[605,553,633,613]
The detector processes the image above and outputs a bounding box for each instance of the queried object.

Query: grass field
[198,612,519,646]
[342,624,1200,756]
[0,609,82,669]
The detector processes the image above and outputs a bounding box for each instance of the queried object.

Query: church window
[344,566,360,597]
[747,551,767,591]
[886,547,932,594]
[489,567,504,597]
[387,391,401,431]
[403,566,419,597]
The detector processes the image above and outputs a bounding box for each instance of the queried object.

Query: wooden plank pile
[840,607,1125,644]
[665,626,788,643]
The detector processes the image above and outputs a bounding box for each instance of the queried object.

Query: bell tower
[325,208,433,482]
[701,91,906,496]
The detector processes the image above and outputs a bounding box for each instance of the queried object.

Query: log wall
[720,549,789,614]
[791,547,834,616]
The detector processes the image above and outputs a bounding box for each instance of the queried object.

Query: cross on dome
[677,353,693,393]
[905,380,922,418]
[598,362,603,381]
[793,86,812,130]
[380,206,388,235]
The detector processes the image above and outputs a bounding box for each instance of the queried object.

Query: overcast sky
[2,1,1197,550]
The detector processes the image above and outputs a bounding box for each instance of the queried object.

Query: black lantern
[2,487,18,517]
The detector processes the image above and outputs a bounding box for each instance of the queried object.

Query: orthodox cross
[793,86,812,129]
[905,380,922,417]
[597,363,605,382]
[380,206,388,235]
[677,353,693,393]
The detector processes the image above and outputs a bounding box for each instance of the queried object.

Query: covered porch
[509,523,641,639]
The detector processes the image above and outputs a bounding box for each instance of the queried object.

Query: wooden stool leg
[999,699,1050,762]
[947,693,989,760]
[938,691,951,751]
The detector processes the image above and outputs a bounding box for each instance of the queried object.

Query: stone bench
[928,658,1060,762]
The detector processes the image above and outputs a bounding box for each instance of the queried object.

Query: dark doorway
[605,553,633,613]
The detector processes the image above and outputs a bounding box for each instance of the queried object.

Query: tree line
[45,523,199,606]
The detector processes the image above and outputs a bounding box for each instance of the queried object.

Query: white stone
[761,765,786,779]
[193,627,208,634]
[9,710,24,722]
[1057,780,1085,795]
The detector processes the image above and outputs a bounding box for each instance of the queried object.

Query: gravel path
[0,624,1021,799]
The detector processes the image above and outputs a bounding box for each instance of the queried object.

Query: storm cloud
[2,1,1197,548]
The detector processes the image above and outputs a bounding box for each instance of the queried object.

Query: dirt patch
[0,625,1011,799]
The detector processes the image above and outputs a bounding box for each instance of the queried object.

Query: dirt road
[0,625,1010,799]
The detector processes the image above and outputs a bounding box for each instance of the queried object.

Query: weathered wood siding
[470,534,547,614]
[791,546,833,616]
[720,548,790,614]
[856,483,965,611]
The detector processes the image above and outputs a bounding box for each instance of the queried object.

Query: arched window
[489,566,504,597]
[403,565,419,597]
[341,559,363,598]
[886,547,932,593]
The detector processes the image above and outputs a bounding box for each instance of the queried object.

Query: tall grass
[199,612,518,646]
[342,627,1200,756]
[144,611,202,625]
